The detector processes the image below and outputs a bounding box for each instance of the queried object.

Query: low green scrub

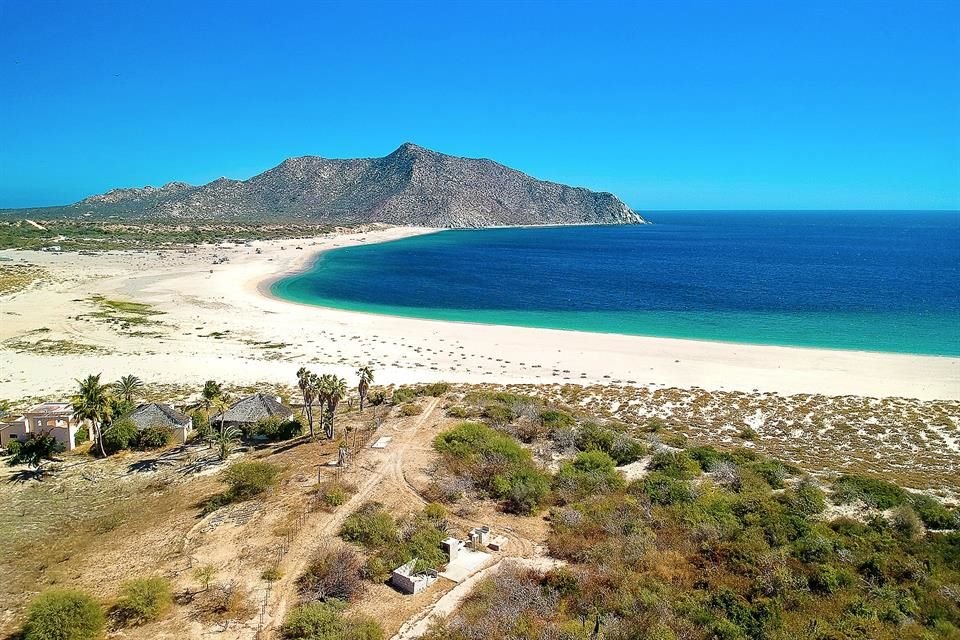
[136,425,174,450]
[241,415,304,442]
[340,503,449,581]
[204,460,281,513]
[429,444,960,640]
[281,600,383,640]
[553,450,625,504]
[23,589,105,640]
[399,403,423,417]
[111,577,173,627]
[832,474,910,509]
[575,421,646,464]
[434,422,550,514]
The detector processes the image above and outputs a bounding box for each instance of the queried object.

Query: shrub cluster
[281,600,383,640]
[434,422,550,514]
[339,503,449,581]
[111,577,173,627]
[22,589,105,640]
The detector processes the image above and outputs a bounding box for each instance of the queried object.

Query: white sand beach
[1,225,957,402]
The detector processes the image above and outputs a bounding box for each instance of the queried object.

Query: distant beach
[271,212,960,357]
[1,223,957,402]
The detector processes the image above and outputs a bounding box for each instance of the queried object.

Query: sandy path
[264,397,443,635]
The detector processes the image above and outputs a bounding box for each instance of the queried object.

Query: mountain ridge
[3,143,645,228]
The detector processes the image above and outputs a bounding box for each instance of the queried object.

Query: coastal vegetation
[0,218,342,251]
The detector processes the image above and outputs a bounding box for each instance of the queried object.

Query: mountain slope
[4,143,644,227]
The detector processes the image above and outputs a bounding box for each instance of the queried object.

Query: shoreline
[0,225,957,402]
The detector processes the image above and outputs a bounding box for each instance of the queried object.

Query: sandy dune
[1,225,957,402]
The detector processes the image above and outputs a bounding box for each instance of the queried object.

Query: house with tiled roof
[128,403,193,444]
[209,393,293,429]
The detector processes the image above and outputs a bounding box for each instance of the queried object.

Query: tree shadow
[7,468,45,483]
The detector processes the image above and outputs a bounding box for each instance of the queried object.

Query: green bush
[5,439,23,456]
[222,460,281,500]
[281,600,383,640]
[781,480,827,516]
[909,493,958,529]
[576,422,646,464]
[832,475,909,509]
[340,502,399,548]
[111,577,173,626]
[635,472,696,505]
[399,403,423,417]
[191,410,211,442]
[102,418,138,454]
[648,450,699,479]
[391,386,418,404]
[500,467,551,515]
[421,382,451,397]
[74,425,90,446]
[553,450,625,503]
[688,445,735,472]
[136,425,174,450]
[23,588,105,640]
[446,405,472,419]
[540,409,575,430]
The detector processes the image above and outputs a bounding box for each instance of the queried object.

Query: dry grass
[0,263,47,296]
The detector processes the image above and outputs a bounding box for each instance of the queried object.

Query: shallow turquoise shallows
[271,212,960,356]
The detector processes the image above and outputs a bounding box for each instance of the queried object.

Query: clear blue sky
[1,0,958,210]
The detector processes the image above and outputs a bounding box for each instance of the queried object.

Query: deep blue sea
[272,212,960,356]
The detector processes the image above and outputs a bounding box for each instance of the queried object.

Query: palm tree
[72,374,113,457]
[189,379,223,415]
[297,367,318,439]
[357,366,374,413]
[113,374,144,404]
[316,374,347,440]
[213,424,241,461]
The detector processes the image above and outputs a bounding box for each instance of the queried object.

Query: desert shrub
[111,577,173,626]
[399,403,423,417]
[499,466,551,515]
[135,425,174,450]
[540,408,575,431]
[6,433,64,469]
[421,382,450,397]
[553,450,625,504]
[688,445,735,472]
[222,460,280,500]
[781,480,827,516]
[891,505,925,540]
[5,439,23,456]
[242,415,303,441]
[102,418,138,454]
[366,389,387,406]
[576,422,646,464]
[298,546,366,603]
[635,472,696,505]
[316,480,353,509]
[281,601,383,640]
[909,494,958,529]
[340,502,398,548]
[193,583,255,626]
[738,426,759,440]
[481,403,513,426]
[262,567,283,582]
[832,475,909,509]
[648,450,699,479]
[435,422,550,514]
[446,405,473,419]
[23,589,105,640]
[391,386,418,404]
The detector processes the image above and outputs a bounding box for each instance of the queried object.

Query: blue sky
[1,0,958,210]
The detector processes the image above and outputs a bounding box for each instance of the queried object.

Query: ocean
[271,211,960,356]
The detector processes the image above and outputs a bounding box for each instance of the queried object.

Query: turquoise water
[272,212,960,356]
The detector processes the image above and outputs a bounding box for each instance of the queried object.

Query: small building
[209,393,293,430]
[0,416,27,449]
[469,526,491,548]
[2,402,86,451]
[390,559,438,595]
[128,403,193,444]
[442,537,465,562]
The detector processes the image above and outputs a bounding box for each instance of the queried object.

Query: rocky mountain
[5,143,644,227]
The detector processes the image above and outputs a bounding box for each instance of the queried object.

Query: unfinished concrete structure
[390,559,438,595]
[469,526,491,548]
[442,537,465,562]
